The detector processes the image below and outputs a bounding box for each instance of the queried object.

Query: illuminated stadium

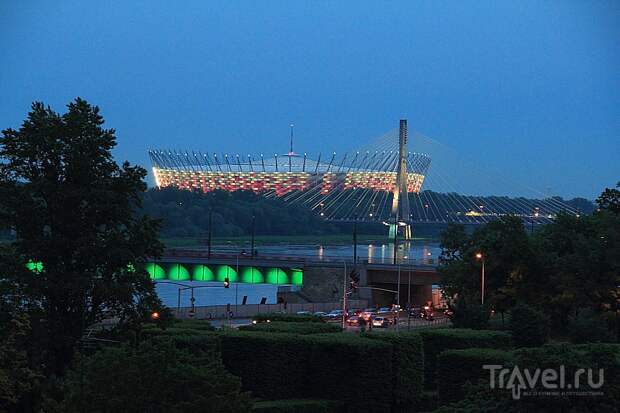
[149,120,428,238]
[149,150,430,196]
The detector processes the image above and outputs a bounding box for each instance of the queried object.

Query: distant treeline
[140,188,595,239]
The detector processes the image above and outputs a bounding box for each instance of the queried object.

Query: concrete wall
[300,265,345,302]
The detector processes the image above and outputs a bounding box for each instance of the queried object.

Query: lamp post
[251,212,256,257]
[530,209,539,235]
[207,208,213,259]
[475,252,485,305]
[342,260,348,329]
[392,215,398,265]
[407,262,412,330]
[353,221,358,265]
[397,263,401,332]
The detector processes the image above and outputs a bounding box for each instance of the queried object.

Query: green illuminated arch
[216,265,238,282]
[146,263,166,280]
[168,263,190,281]
[266,268,289,284]
[241,267,264,284]
[193,264,215,281]
[26,260,43,273]
[291,268,303,286]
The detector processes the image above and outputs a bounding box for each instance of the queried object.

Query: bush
[219,331,392,413]
[172,319,216,331]
[252,313,324,323]
[569,309,616,344]
[364,331,424,409]
[239,321,341,335]
[252,399,343,413]
[437,348,513,404]
[419,328,512,389]
[436,344,620,412]
[450,299,490,330]
[509,303,549,347]
[61,339,251,413]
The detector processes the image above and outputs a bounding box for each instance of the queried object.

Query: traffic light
[224,277,230,288]
[349,269,360,291]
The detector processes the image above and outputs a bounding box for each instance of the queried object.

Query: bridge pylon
[388,119,412,240]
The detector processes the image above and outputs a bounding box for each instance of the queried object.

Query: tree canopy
[0,99,164,375]
[438,183,620,332]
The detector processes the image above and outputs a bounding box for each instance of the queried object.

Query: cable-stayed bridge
[149,120,582,237]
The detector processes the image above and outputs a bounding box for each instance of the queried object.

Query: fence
[173,299,368,319]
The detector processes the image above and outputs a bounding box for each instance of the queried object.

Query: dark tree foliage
[449,298,490,330]
[0,99,164,375]
[438,216,534,304]
[438,183,620,337]
[596,181,620,214]
[141,187,356,237]
[0,309,41,412]
[60,339,251,413]
[509,303,549,347]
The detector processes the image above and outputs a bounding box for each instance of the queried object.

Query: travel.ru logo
[483,365,604,400]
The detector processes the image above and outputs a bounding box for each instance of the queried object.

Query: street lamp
[531,210,540,235]
[475,252,485,305]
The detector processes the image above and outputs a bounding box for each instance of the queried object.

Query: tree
[509,303,549,347]
[0,310,41,412]
[596,181,620,214]
[60,339,251,413]
[0,99,164,375]
[438,216,535,305]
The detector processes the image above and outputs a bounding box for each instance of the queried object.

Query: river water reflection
[212,241,442,265]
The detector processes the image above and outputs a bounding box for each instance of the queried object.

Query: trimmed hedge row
[419,328,512,389]
[252,399,343,413]
[435,344,620,412]
[239,321,341,335]
[437,348,514,404]
[220,331,393,413]
[512,343,620,412]
[364,331,424,409]
[253,313,324,323]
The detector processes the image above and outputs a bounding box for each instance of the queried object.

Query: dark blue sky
[1,1,618,199]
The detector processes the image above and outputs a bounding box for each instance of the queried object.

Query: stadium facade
[148,120,428,238]
[149,150,430,196]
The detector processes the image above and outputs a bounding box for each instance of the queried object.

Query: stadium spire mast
[289,123,294,155]
[389,119,412,241]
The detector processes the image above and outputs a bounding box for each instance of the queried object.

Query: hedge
[219,331,392,413]
[509,303,549,347]
[419,328,512,389]
[364,331,424,409]
[511,343,620,412]
[252,313,324,323]
[435,344,620,412]
[252,399,343,413]
[239,321,341,335]
[437,348,514,404]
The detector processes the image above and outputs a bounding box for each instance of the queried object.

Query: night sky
[1,1,618,198]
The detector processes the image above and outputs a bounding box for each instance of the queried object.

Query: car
[421,305,435,320]
[313,311,328,318]
[347,316,360,326]
[409,307,421,317]
[372,317,390,328]
[296,311,312,315]
[378,307,393,314]
[348,308,362,316]
[326,310,344,319]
